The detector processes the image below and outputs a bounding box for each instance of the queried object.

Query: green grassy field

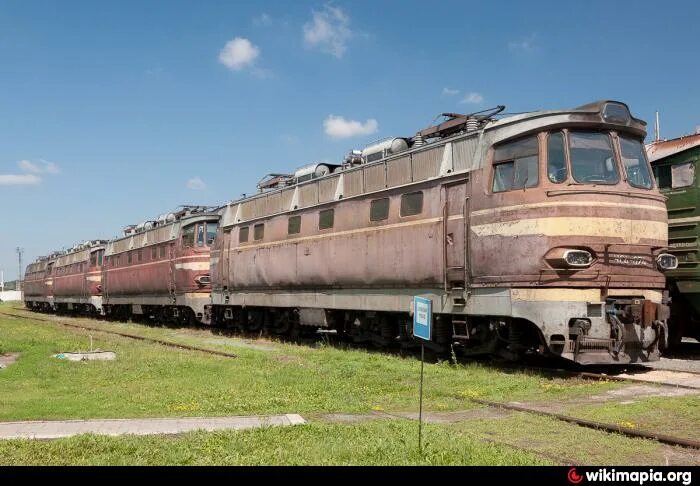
[0,305,623,421]
[1,303,698,466]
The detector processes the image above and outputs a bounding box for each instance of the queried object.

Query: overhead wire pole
[16,247,23,292]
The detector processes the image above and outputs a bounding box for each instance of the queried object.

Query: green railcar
[648,133,700,346]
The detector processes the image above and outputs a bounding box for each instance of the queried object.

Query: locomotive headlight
[602,102,631,125]
[195,275,211,286]
[544,248,596,269]
[564,250,594,268]
[657,253,678,270]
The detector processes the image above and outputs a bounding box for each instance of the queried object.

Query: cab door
[442,178,470,291]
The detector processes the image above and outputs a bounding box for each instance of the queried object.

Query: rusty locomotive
[24,100,677,365]
[24,206,220,325]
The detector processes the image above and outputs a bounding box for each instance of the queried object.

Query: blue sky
[1,0,699,279]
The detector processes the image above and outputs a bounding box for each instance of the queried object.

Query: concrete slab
[0,414,307,440]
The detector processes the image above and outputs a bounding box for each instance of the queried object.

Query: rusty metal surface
[646,133,700,163]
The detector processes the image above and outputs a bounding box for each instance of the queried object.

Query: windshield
[619,135,653,189]
[569,132,619,185]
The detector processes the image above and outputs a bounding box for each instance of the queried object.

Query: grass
[0,420,552,466]
[0,304,624,421]
[565,396,700,442]
[460,412,699,466]
[1,303,698,466]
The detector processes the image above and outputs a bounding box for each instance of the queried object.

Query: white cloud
[303,4,352,58]
[460,92,484,104]
[186,177,206,190]
[508,34,537,53]
[0,174,41,185]
[18,160,41,173]
[442,88,460,96]
[324,115,378,139]
[253,13,272,27]
[218,37,260,71]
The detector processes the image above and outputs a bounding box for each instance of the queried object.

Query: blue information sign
[413,296,432,341]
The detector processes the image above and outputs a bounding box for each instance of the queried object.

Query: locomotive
[25,100,676,365]
[648,132,700,347]
[24,206,220,325]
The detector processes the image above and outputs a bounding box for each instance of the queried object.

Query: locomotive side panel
[227,182,448,291]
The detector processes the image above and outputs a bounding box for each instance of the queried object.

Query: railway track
[470,398,700,451]
[0,310,238,359]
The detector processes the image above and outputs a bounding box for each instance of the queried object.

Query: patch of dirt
[0,353,20,369]
[508,384,699,415]
[660,445,700,466]
[316,409,511,425]
[200,338,277,352]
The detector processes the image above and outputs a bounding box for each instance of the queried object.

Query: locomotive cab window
[288,215,301,235]
[239,226,249,243]
[492,136,539,192]
[254,223,265,241]
[197,224,206,247]
[90,254,97,267]
[207,222,218,246]
[319,209,334,230]
[151,247,157,260]
[370,198,390,221]
[182,224,195,248]
[547,132,567,183]
[569,131,619,184]
[97,251,103,267]
[619,135,653,189]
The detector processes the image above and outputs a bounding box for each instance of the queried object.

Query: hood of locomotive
[470,188,669,290]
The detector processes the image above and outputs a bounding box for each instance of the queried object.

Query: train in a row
[648,131,700,347]
[24,99,679,365]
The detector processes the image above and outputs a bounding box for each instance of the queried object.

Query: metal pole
[419,342,425,453]
[655,111,660,142]
[16,247,23,292]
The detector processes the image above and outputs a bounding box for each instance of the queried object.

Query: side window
[137,250,143,262]
[547,132,567,183]
[254,223,265,241]
[319,209,334,230]
[370,198,390,221]
[492,136,539,192]
[160,245,167,258]
[127,252,133,264]
[97,251,103,267]
[151,247,157,260]
[239,226,249,243]
[182,224,195,248]
[197,223,205,247]
[672,162,695,189]
[288,215,301,235]
[90,253,97,267]
[400,191,423,217]
[207,222,218,246]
